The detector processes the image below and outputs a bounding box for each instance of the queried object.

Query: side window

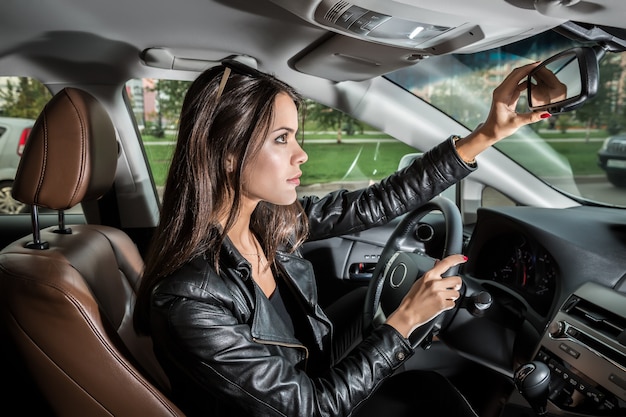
[127,79,418,202]
[299,99,416,198]
[126,79,186,202]
[0,77,52,215]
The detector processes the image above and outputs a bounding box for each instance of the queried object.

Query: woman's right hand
[454,62,550,164]
[385,254,467,339]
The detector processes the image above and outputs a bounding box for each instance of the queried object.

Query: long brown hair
[134,63,308,334]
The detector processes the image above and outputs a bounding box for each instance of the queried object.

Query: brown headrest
[12,87,118,210]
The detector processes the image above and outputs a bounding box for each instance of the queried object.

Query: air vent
[564,296,626,344]
[324,1,351,23]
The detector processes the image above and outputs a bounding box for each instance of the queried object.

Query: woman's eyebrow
[270,126,297,134]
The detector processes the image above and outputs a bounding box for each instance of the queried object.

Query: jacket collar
[219,238,330,344]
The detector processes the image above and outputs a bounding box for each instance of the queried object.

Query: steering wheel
[362,196,464,348]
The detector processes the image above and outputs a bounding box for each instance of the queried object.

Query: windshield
[386,30,626,207]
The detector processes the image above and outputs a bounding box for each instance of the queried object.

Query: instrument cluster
[472,232,558,315]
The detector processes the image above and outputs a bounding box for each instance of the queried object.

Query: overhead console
[505,282,626,416]
[271,0,565,81]
[309,1,479,52]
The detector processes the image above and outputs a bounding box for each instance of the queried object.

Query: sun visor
[294,26,483,82]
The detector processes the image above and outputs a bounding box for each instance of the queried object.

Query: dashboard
[447,205,626,415]
[302,202,626,416]
[465,205,626,327]
[305,203,626,331]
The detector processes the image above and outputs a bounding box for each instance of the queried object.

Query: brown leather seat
[0,88,184,417]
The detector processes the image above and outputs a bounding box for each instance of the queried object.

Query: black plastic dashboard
[465,205,626,324]
[462,205,626,414]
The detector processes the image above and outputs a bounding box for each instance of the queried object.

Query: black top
[269,283,296,337]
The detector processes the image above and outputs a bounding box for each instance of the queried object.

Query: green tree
[576,54,623,138]
[0,77,52,118]
[304,100,363,143]
[147,79,191,132]
[429,69,492,130]
[556,113,573,133]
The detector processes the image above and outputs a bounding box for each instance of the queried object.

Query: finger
[442,276,463,291]
[496,62,540,93]
[509,61,541,80]
[437,275,462,291]
[444,288,461,301]
[535,66,562,87]
[437,286,461,309]
[494,62,542,105]
[426,254,467,278]
[516,109,552,126]
[515,81,527,94]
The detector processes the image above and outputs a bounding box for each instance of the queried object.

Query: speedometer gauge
[532,251,557,297]
[478,233,557,315]
[494,237,535,288]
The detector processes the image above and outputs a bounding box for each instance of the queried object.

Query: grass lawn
[496,136,604,177]
[142,135,415,187]
[142,130,606,187]
[143,143,174,186]
[546,141,604,176]
[300,141,416,185]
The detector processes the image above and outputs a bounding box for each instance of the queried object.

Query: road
[576,176,626,206]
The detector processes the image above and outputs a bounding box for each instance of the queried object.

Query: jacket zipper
[252,338,310,371]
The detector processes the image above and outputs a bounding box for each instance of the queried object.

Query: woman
[134,59,549,417]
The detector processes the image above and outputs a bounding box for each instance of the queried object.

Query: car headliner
[1,0,624,87]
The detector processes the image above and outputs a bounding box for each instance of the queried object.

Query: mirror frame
[527,46,600,114]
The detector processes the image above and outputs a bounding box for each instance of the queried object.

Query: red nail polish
[541,113,551,119]
[462,255,468,261]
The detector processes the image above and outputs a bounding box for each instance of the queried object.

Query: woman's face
[242,92,308,206]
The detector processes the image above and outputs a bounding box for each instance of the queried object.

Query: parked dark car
[598,134,626,187]
[0,116,33,214]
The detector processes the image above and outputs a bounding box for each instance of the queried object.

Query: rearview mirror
[527,47,600,114]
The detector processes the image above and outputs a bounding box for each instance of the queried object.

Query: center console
[503,282,626,416]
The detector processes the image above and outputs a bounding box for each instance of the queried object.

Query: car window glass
[0,77,52,215]
[387,31,626,208]
[128,79,421,202]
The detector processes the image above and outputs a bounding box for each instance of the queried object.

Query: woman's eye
[275,134,288,144]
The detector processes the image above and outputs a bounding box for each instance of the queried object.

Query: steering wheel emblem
[389,262,408,288]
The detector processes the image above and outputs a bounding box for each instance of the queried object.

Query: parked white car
[0,116,33,214]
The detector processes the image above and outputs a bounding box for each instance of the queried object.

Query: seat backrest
[0,87,184,417]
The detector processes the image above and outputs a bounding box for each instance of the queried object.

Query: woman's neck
[227,226,258,255]
[221,198,257,251]
[227,222,276,298]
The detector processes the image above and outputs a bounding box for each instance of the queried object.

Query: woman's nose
[294,143,308,165]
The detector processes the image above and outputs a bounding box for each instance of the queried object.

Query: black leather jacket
[150,138,475,417]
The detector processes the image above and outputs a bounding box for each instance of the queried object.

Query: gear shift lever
[514,361,551,416]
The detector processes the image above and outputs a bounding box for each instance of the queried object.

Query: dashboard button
[609,373,626,390]
[558,342,580,359]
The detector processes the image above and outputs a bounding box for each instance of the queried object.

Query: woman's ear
[226,155,235,173]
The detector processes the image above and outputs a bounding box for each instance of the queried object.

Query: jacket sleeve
[300,137,475,241]
[151,288,414,417]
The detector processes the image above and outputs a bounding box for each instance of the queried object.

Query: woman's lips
[288,173,301,186]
